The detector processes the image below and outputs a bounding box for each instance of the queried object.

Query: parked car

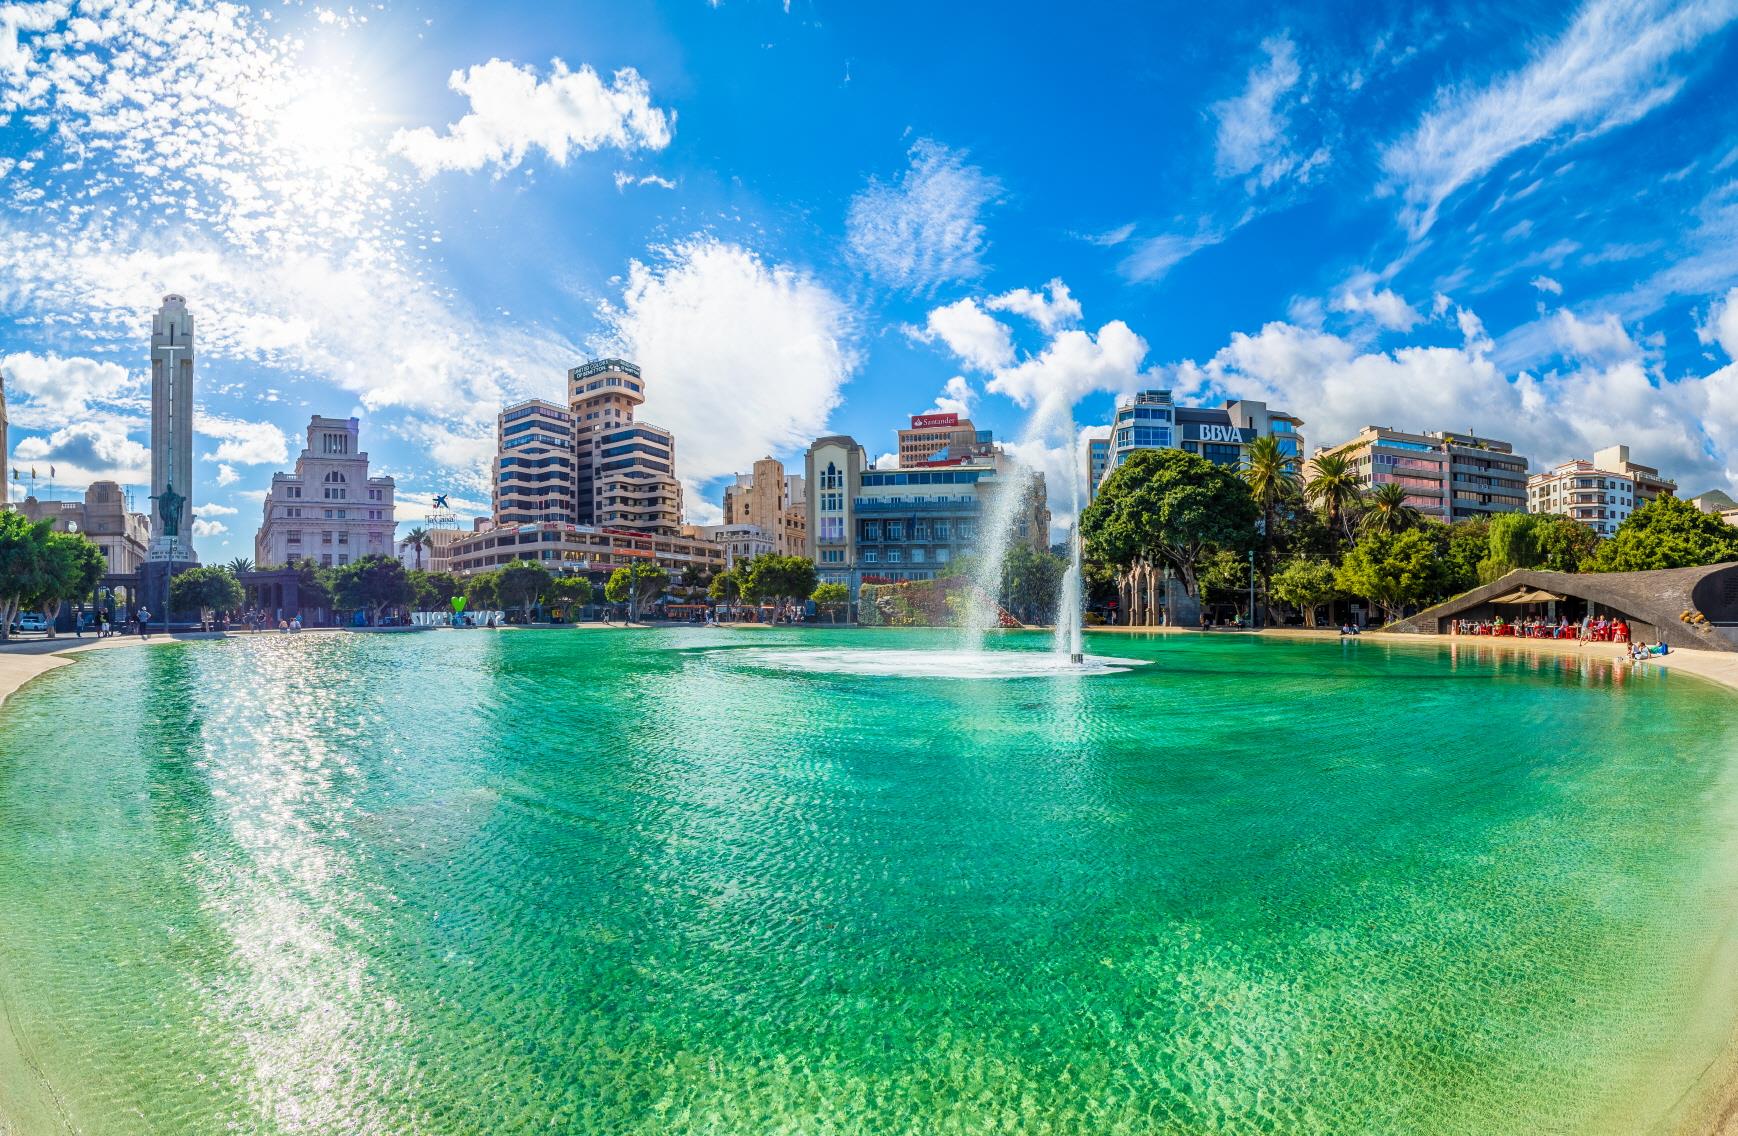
[15,612,49,633]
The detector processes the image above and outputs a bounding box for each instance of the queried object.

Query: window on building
[910,548,926,564]
[886,549,902,564]
[862,550,879,563]
[887,523,904,542]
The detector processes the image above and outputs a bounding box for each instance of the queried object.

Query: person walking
[100,611,111,638]
[138,607,152,638]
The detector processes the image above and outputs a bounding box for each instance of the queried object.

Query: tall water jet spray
[1053,432,1085,664]
[964,388,1081,656]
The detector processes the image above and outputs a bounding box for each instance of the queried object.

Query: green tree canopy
[464,570,501,612]
[742,555,818,620]
[409,569,461,611]
[0,513,54,641]
[1433,518,1490,598]
[1335,528,1441,624]
[399,527,432,570]
[1304,452,1363,544]
[1586,495,1738,573]
[330,555,415,625]
[1534,514,1600,572]
[30,530,108,637]
[1080,447,1259,597]
[708,568,741,604]
[497,561,554,621]
[170,565,244,624]
[998,543,1066,624]
[547,575,594,614]
[605,561,669,621]
[227,556,253,575]
[1270,556,1339,627]
[811,581,849,623]
[1477,512,1542,583]
[1360,482,1421,535]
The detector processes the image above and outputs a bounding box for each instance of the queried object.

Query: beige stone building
[17,482,151,573]
[721,456,807,556]
[255,416,396,568]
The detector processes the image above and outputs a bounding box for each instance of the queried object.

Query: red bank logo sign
[910,413,959,429]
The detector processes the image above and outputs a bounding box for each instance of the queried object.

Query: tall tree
[1534,514,1600,572]
[605,561,669,622]
[1080,447,1259,601]
[464,570,502,613]
[32,530,107,638]
[170,566,245,628]
[399,527,432,570]
[1335,528,1441,624]
[1477,512,1542,583]
[1434,518,1490,599]
[1240,435,1299,624]
[547,575,594,619]
[409,569,461,611]
[1305,452,1363,544]
[0,513,52,642]
[497,561,554,622]
[743,555,818,622]
[1589,495,1738,572]
[227,556,253,575]
[708,568,742,608]
[1361,482,1422,535]
[1271,556,1338,628]
[811,582,849,623]
[330,554,415,626]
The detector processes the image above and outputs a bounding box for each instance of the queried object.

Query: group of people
[1451,614,1631,642]
[238,608,301,633]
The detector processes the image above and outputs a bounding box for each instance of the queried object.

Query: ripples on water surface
[2,627,1737,1135]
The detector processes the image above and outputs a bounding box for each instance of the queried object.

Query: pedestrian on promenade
[100,612,110,638]
[138,608,152,638]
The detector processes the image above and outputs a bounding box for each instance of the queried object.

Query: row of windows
[860,469,985,487]
[860,521,974,542]
[861,548,950,565]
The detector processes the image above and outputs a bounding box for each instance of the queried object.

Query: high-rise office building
[1092,390,1305,497]
[568,358,682,535]
[494,399,577,526]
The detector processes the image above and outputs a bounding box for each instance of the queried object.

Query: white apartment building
[255,416,396,568]
[1528,444,1677,536]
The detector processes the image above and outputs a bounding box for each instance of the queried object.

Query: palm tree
[400,526,431,570]
[1305,453,1363,544]
[1362,482,1421,534]
[1240,436,1298,628]
[227,556,253,575]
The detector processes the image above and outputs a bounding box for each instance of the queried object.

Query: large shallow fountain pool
[3,626,1738,1135]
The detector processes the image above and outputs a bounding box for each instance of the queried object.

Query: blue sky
[3,0,1737,562]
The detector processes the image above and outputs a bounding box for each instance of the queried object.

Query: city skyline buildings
[3,2,1738,569]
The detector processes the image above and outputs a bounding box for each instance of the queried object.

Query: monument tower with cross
[143,294,200,619]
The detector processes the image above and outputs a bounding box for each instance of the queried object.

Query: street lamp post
[1248,548,1256,631]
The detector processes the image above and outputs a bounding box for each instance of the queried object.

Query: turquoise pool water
[2,628,1737,1134]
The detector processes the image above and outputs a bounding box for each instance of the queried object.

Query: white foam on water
[738,648,1144,679]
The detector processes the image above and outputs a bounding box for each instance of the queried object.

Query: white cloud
[595,236,859,507]
[985,278,1082,333]
[913,299,1015,372]
[846,139,1000,292]
[197,502,239,516]
[613,170,678,191]
[1172,308,1737,495]
[391,58,673,178]
[932,376,977,417]
[1548,309,1639,364]
[1331,277,1422,332]
[196,413,290,466]
[191,518,229,537]
[1212,34,1328,191]
[987,321,1150,409]
[1381,0,1738,235]
[1531,274,1564,295]
[1700,285,1738,359]
[215,464,240,487]
[12,420,151,486]
[1118,231,1223,284]
[682,484,724,527]
[1,352,136,416]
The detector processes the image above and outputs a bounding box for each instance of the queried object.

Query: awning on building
[1487,586,1567,604]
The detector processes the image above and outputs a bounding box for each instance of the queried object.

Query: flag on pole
[49,466,55,477]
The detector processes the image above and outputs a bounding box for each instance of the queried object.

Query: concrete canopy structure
[1387,563,1738,651]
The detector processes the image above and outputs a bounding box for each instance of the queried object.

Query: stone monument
[142,294,200,622]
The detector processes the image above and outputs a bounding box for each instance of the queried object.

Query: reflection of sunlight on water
[191,637,408,1134]
[739,647,1144,679]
